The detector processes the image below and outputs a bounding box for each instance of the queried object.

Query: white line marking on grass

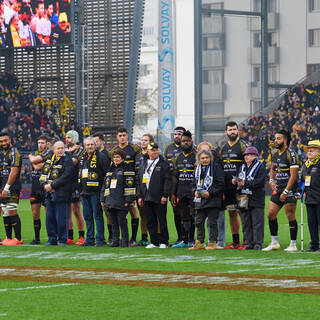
[0,314,6,317]
[1,251,320,273]
[0,283,77,292]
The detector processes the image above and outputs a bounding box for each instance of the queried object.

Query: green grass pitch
[0,198,319,320]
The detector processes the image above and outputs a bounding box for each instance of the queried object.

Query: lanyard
[145,159,157,174]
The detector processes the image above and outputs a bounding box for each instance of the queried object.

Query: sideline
[0,283,77,293]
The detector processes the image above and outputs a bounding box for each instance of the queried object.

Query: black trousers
[144,201,169,246]
[306,204,320,250]
[109,208,129,245]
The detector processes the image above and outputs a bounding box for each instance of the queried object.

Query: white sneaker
[217,245,224,249]
[262,242,280,251]
[159,244,168,249]
[284,245,297,252]
[145,243,158,249]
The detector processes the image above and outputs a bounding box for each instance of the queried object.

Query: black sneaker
[253,244,262,250]
[108,241,120,247]
[79,241,95,247]
[29,239,40,245]
[245,244,254,250]
[95,242,105,247]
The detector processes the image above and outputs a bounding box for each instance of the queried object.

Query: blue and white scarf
[238,158,262,195]
[194,161,214,202]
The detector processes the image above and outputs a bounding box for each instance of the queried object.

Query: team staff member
[164,126,186,246]
[171,131,197,248]
[65,130,86,245]
[221,121,248,249]
[263,130,299,252]
[101,149,136,247]
[28,135,51,245]
[0,132,22,246]
[79,137,110,246]
[110,127,141,246]
[135,133,154,246]
[233,147,266,250]
[137,142,171,248]
[189,149,224,251]
[41,141,74,246]
[93,132,113,244]
[300,140,320,252]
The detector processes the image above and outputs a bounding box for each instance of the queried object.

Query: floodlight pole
[195,1,269,142]
[124,0,144,141]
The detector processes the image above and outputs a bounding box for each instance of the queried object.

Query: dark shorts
[177,197,194,220]
[71,188,81,203]
[270,193,297,208]
[223,185,237,208]
[30,191,45,206]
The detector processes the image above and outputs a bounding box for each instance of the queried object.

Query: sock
[79,230,85,238]
[269,219,278,236]
[189,215,195,242]
[68,229,74,240]
[289,220,298,241]
[107,224,113,240]
[182,220,191,244]
[290,240,297,246]
[130,218,139,242]
[34,219,41,241]
[232,233,240,244]
[141,233,148,241]
[174,214,182,241]
[10,215,21,241]
[271,236,278,243]
[3,216,12,239]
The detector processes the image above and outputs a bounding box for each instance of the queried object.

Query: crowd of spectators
[237,81,320,165]
[0,70,84,153]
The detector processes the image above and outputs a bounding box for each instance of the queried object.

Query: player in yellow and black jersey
[263,130,300,252]
[220,121,248,249]
[28,135,51,244]
[0,132,22,246]
[164,126,186,245]
[110,127,141,246]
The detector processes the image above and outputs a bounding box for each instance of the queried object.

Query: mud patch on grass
[0,265,319,294]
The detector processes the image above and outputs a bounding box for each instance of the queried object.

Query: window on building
[202,35,224,50]
[203,103,225,116]
[268,32,278,47]
[253,33,261,48]
[137,88,152,100]
[140,64,152,77]
[309,29,320,47]
[135,113,148,126]
[253,67,260,82]
[253,0,277,12]
[307,63,320,75]
[251,100,261,114]
[268,66,278,83]
[309,0,320,11]
[143,27,154,36]
[203,70,224,84]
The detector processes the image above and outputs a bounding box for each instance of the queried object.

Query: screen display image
[0,0,72,48]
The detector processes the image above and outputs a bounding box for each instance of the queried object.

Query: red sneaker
[238,243,246,250]
[5,238,23,246]
[76,236,85,245]
[67,238,75,245]
[0,237,11,245]
[224,242,239,249]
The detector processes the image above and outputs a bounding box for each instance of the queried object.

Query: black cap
[147,142,159,150]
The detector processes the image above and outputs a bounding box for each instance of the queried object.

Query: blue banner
[158,0,176,150]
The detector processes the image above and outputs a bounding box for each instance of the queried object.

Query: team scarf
[305,153,320,168]
[194,161,214,196]
[238,157,262,195]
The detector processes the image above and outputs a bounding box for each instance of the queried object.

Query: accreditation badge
[142,173,149,184]
[39,174,47,182]
[82,169,89,178]
[305,176,311,187]
[110,179,117,189]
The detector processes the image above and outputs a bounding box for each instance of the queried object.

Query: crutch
[298,181,305,252]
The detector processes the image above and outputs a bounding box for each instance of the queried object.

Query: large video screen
[0,0,72,48]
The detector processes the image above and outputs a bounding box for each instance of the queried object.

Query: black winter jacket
[100,161,136,211]
[137,156,172,204]
[301,160,320,205]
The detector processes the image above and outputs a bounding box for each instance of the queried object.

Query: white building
[134,0,320,143]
